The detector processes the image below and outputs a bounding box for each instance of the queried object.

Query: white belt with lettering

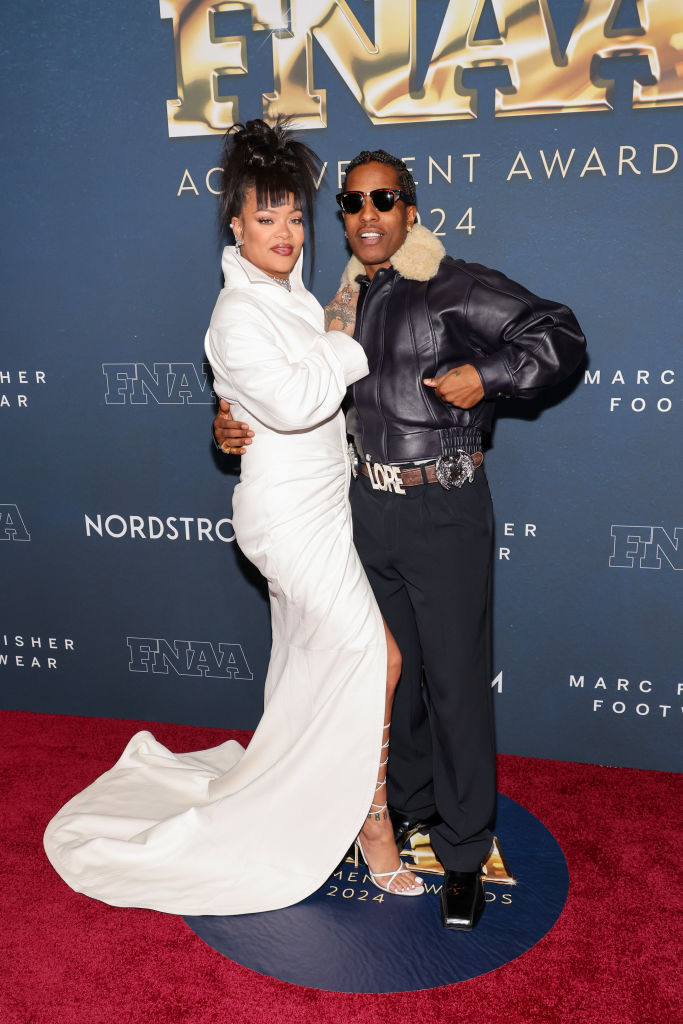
[363,460,407,495]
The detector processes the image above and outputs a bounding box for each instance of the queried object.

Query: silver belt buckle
[365,458,406,495]
[435,451,475,490]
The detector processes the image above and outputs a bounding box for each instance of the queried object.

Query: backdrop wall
[2,0,681,771]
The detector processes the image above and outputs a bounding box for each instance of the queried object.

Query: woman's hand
[213,398,254,455]
[324,286,358,336]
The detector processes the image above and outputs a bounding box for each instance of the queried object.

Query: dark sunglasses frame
[335,188,414,214]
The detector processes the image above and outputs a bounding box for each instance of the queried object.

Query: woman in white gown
[43,119,423,915]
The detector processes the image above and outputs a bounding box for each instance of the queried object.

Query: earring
[234,236,242,251]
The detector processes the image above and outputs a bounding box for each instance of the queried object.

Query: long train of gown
[43,248,387,915]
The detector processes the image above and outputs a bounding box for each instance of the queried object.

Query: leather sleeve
[458,264,587,399]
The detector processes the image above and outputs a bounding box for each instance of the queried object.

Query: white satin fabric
[43,248,386,915]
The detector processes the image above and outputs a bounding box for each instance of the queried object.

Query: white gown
[43,248,387,916]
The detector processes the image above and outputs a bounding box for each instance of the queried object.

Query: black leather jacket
[342,226,586,463]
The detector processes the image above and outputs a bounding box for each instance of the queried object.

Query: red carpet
[2,710,679,1023]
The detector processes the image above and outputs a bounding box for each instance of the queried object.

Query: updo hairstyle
[218,117,322,265]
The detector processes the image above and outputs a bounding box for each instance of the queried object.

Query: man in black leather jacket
[215,149,586,929]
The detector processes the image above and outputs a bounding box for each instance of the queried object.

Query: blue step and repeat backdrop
[1,0,681,771]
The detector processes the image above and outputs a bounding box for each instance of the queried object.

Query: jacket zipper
[354,277,372,461]
[354,271,390,463]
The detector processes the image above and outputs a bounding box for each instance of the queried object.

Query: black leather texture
[350,257,586,465]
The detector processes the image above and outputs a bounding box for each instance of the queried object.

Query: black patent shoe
[440,869,485,930]
[390,810,442,850]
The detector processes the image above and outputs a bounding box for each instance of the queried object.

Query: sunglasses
[335,188,413,215]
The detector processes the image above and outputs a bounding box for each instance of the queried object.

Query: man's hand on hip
[423,365,484,409]
[213,398,253,455]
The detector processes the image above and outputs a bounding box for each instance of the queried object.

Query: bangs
[251,169,303,211]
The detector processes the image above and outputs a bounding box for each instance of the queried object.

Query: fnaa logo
[102,363,214,405]
[609,525,682,569]
[160,0,683,136]
[0,505,30,541]
[127,637,253,681]
[185,794,569,991]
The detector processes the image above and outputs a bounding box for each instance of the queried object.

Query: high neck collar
[221,246,306,294]
[340,224,446,290]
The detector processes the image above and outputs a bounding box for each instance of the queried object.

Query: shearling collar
[340,223,446,291]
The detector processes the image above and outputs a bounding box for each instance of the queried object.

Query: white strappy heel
[353,836,425,896]
[355,720,424,897]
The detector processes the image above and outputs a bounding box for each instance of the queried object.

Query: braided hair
[218,117,322,271]
[344,149,417,206]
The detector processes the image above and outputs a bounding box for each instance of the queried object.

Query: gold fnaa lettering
[617,0,683,110]
[413,0,546,121]
[556,0,677,115]
[161,0,683,136]
[418,0,683,119]
[265,0,417,127]
[161,0,288,136]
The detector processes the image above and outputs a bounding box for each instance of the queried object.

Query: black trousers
[350,469,496,872]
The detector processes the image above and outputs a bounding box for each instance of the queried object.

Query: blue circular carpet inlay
[184,794,569,992]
